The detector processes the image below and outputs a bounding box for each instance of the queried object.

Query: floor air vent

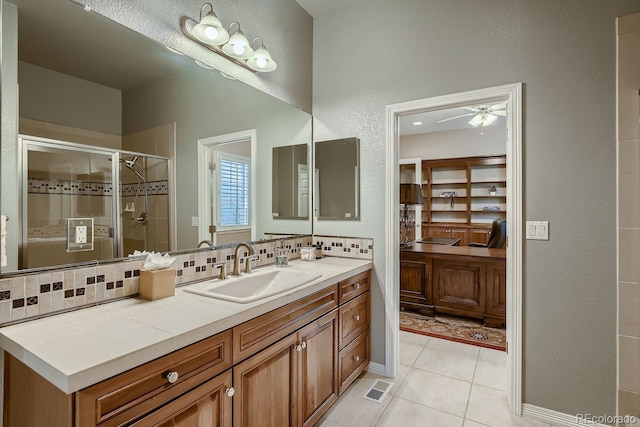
[362,379,393,404]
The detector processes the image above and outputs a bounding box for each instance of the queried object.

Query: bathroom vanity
[1,258,371,427]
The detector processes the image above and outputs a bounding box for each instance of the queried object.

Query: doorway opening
[196,130,257,247]
[384,83,523,414]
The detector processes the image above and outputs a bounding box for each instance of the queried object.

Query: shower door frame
[19,135,172,267]
[20,136,121,268]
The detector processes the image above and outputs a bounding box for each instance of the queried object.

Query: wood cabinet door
[129,370,232,427]
[400,254,433,314]
[432,258,485,318]
[469,228,491,245]
[485,262,507,327]
[428,226,468,246]
[233,334,299,427]
[298,310,339,427]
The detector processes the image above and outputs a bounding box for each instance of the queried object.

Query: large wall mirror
[272,144,309,220]
[314,137,360,220]
[0,0,312,273]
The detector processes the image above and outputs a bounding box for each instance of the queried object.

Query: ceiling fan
[437,102,507,128]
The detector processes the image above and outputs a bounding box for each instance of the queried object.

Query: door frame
[196,129,257,245]
[384,82,523,414]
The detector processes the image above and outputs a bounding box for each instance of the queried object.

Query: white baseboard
[366,362,386,377]
[522,403,610,427]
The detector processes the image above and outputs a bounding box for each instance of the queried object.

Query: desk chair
[469,218,506,248]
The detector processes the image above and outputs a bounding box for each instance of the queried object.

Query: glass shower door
[22,139,118,268]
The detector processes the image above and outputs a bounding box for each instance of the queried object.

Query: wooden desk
[415,237,461,246]
[400,244,506,327]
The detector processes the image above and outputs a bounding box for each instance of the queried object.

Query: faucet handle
[213,261,227,280]
[245,255,259,274]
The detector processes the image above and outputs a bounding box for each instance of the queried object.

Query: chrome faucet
[212,261,228,280]
[232,242,258,276]
[198,240,213,248]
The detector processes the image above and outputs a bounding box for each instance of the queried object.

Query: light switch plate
[526,221,549,240]
[67,218,94,252]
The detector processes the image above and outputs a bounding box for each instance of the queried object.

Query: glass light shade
[483,113,498,126]
[468,113,484,127]
[192,12,229,45]
[247,46,277,72]
[222,30,254,59]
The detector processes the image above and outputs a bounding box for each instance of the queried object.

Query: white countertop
[0,257,372,394]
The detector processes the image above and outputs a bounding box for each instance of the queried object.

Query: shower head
[124,156,139,168]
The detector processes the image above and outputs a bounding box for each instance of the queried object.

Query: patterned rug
[400,311,506,351]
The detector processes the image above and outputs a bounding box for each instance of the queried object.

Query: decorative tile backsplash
[313,235,373,260]
[0,234,373,326]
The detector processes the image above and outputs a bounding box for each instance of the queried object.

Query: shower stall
[20,136,171,269]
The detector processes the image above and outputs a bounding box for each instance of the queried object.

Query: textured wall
[312,0,640,417]
[75,0,313,113]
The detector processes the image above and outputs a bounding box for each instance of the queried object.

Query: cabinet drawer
[339,291,369,349]
[129,369,232,427]
[338,330,369,395]
[338,271,370,304]
[75,330,232,427]
[233,285,338,362]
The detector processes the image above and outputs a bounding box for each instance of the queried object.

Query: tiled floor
[316,331,551,427]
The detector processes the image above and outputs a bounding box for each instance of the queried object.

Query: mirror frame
[314,137,361,221]
[272,143,310,220]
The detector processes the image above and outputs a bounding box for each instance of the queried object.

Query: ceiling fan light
[222,28,254,59]
[468,114,484,127]
[483,113,498,126]
[247,46,277,72]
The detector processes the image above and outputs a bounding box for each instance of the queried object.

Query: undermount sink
[183,268,322,303]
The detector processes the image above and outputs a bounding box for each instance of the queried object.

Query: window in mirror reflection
[272,144,309,219]
[314,137,360,220]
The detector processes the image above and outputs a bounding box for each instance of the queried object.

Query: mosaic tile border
[27,177,169,196]
[0,234,372,326]
[121,180,169,196]
[27,224,112,239]
[313,235,373,260]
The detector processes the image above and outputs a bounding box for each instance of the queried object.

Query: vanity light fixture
[222,22,253,59]
[181,3,277,73]
[190,3,229,46]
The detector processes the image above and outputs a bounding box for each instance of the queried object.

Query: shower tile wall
[122,123,175,254]
[618,12,640,421]
[19,117,122,150]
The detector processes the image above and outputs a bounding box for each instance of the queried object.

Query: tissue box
[139,268,175,300]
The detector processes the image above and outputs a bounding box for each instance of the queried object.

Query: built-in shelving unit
[421,155,506,245]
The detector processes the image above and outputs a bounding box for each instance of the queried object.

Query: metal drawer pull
[226,387,235,397]
[301,341,307,349]
[354,283,360,289]
[354,314,360,321]
[166,371,179,383]
[353,355,360,362]
[295,341,307,352]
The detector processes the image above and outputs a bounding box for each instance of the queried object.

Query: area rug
[400,311,506,351]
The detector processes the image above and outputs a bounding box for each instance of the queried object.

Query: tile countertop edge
[0,258,373,394]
